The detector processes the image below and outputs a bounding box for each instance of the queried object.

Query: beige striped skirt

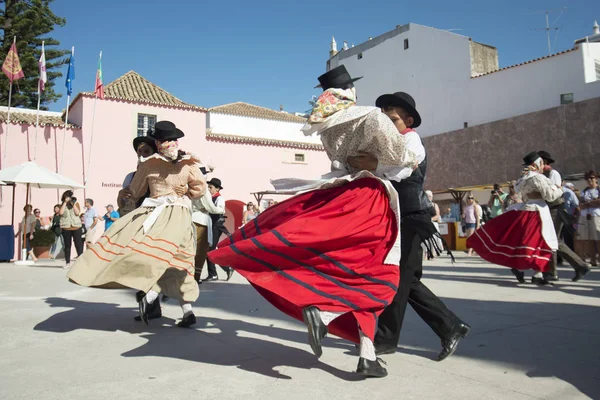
[67,205,199,303]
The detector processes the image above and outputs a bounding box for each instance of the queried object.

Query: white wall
[208,113,321,144]
[581,42,600,83]
[330,24,474,137]
[467,48,600,127]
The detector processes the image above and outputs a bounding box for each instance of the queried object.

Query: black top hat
[316,65,362,90]
[537,150,555,164]
[375,92,422,128]
[147,121,184,141]
[522,151,541,166]
[207,178,223,190]
[132,136,157,153]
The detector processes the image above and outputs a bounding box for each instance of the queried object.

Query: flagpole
[2,37,17,169]
[60,46,74,174]
[85,51,101,188]
[33,41,44,162]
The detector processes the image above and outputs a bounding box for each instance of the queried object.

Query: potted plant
[31,229,57,259]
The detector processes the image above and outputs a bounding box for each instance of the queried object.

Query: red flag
[2,41,25,83]
[95,52,104,99]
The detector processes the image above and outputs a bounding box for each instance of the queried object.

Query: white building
[327,22,600,137]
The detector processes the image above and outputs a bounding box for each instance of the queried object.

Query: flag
[2,40,25,83]
[65,47,75,96]
[95,52,104,99]
[39,42,47,92]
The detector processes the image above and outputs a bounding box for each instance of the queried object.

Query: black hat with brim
[523,151,541,166]
[315,65,362,90]
[147,121,185,141]
[132,136,157,153]
[375,92,422,128]
[537,150,555,164]
[207,178,223,190]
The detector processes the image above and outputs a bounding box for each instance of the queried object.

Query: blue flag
[65,47,75,96]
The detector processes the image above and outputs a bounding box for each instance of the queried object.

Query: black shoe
[375,345,397,356]
[438,322,470,361]
[511,269,526,284]
[531,276,553,285]
[302,306,328,358]
[134,299,162,322]
[135,290,145,303]
[573,266,590,282]
[177,313,197,328]
[225,267,235,281]
[138,296,151,325]
[356,357,388,378]
[202,275,218,282]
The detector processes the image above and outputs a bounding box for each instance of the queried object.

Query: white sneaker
[63,263,70,270]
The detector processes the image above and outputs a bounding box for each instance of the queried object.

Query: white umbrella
[0,161,85,264]
[0,180,5,185]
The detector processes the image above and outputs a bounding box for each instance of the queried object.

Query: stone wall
[422,96,600,191]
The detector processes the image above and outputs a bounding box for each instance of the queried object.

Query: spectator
[59,190,84,269]
[424,190,443,259]
[561,182,579,254]
[33,208,43,230]
[487,183,508,218]
[503,182,522,210]
[104,204,120,231]
[441,206,453,221]
[243,202,259,224]
[14,204,38,261]
[83,199,99,247]
[462,194,480,256]
[579,171,600,266]
[50,204,63,259]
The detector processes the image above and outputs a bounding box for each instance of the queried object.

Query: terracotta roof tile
[0,110,79,128]
[210,102,308,123]
[81,71,206,111]
[206,131,324,150]
[471,48,577,78]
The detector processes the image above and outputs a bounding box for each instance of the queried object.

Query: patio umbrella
[0,161,85,263]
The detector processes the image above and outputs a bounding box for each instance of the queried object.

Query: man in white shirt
[348,91,469,362]
[538,150,589,281]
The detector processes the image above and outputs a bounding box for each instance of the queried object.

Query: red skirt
[466,210,553,272]
[208,178,399,343]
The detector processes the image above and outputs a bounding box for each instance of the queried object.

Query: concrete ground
[0,255,599,400]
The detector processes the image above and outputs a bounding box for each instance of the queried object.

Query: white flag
[39,42,47,92]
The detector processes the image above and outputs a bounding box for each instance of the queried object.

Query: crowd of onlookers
[16,192,122,267]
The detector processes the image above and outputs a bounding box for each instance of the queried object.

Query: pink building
[0,71,330,259]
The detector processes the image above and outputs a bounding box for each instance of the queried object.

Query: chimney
[594,20,600,35]
[329,36,338,58]
[368,37,372,40]
[343,41,349,50]
[279,104,284,112]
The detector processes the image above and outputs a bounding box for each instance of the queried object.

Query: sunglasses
[468,197,474,200]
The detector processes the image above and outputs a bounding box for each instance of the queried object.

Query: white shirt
[547,169,562,187]
[191,192,225,226]
[581,187,600,217]
[375,130,426,183]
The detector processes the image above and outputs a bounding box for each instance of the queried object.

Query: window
[137,113,157,137]
[463,122,468,128]
[294,153,305,162]
[560,93,573,105]
[404,39,409,50]
[357,53,363,60]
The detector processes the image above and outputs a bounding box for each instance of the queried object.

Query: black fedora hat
[537,150,555,164]
[147,121,184,141]
[375,92,422,128]
[315,65,362,90]
[207,178,223,190]
[132,136,157,153]
[522,151,541,166]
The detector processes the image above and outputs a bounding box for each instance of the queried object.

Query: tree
[0,0,69,109]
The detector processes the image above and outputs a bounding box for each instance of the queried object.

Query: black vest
[209,195,224,224]
[543,169,564,208]
[391,153,433,216]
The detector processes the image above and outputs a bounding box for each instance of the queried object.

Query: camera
[491,190,496,195]
[71,197,77,204]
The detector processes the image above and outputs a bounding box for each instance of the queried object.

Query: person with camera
[59,190,84,269]
[487,183,508,218]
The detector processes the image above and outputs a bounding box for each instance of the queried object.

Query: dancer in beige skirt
[68,121,206,327]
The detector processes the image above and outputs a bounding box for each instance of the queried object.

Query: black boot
[572,266,590,282]
[438,322,470,361]
[138,296,151,325]
[302,306,328,358]
[134,298,162,321]
[225,267,235,281]
[511,269,526,284]
[177,313,197,328]
[356,357,388,378]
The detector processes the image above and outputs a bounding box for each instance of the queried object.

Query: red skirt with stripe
[208,178,399,343]
[466,210,553,272]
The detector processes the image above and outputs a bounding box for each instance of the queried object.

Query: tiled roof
[206,131,324,151]
[0,110,79,128]
[210,102,308,123]
[80,71,206,111]
[472,48,577,78]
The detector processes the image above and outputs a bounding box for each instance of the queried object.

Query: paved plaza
[1,255,599,400]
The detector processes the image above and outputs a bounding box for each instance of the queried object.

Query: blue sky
[47,0,598,113]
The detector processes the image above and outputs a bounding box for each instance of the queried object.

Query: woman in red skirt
[467,152,563,285]
[209,66,417,378]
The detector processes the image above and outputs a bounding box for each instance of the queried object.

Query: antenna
[528,7,566,55]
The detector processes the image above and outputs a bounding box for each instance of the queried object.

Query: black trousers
[206,221,232,277]
[61,228,83,264]
[547,207,587,276]
[375,222,461,347]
